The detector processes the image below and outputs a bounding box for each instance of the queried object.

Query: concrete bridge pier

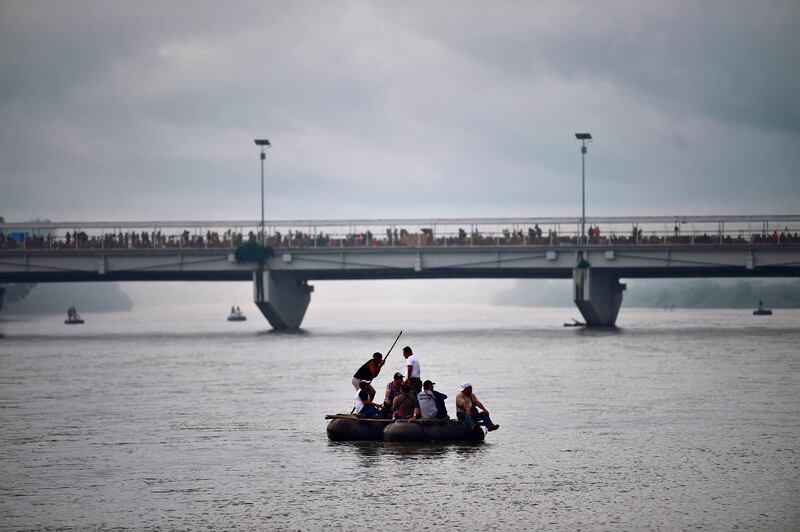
[253,271,314,330]
[573,267,626,327]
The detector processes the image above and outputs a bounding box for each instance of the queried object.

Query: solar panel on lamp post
[254,139,271,246]
[574,133,592,246]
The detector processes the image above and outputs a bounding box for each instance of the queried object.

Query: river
[1,303,798,530]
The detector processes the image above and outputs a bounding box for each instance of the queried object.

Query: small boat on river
[325,414,485,443]
[65,306,84,325]
[227,306,247,321]
[753,300,773,316]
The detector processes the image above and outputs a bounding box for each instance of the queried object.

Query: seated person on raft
[352,352,385,401]
[391,383,416,420]
[432,382,449,419]
[354,380,381,417]
[413,379,440,420]
[381,372,404,418]
[456,382,499,431]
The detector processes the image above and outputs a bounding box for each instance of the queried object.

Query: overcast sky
[1,1,799,223]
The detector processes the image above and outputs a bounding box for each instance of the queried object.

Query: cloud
[1,0,798,222]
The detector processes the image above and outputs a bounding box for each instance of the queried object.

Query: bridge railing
[1,216,798,251]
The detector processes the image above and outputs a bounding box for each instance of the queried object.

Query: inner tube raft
[326,414,392,441]
[383,419,485,443]
[325,415,485,443]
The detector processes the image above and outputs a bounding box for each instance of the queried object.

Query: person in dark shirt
[351,352,384,402]
[432,385,449,420]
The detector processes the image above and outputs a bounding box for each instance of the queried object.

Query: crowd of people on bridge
[1,226,799,251]
[0,229,254,250]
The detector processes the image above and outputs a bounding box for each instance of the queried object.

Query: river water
[1,302,798,531]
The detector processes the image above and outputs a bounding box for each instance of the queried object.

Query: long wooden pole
[382,330,403,363]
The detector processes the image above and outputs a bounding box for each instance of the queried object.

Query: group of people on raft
[351,346,499,432]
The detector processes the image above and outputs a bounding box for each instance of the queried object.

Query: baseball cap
[461,381,472,391]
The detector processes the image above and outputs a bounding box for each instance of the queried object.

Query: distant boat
[227,306,247,322]
[65,306,84,324]
[753,300,773,316]
[564,318,586,327]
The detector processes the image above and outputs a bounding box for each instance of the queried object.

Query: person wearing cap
[402,346,422,395]
[456,382,499,431]
[414,380,439,419]
[381,372,405,417]
[354,380,380,417]
[352,352,385,402]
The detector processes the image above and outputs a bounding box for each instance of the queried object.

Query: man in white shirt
[402,345,422,394]
[415,380,438,419]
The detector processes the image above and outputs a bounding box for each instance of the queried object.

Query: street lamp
[254,139,271,245]
[575,132,592,245]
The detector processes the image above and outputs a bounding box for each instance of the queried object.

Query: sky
[1,0,799,225]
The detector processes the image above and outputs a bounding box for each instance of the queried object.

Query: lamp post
[574,132,592,245]
[254,139,271,245]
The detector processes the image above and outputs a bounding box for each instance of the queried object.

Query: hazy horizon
[4,277,799,315]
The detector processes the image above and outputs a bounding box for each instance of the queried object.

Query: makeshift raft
[385,419,485,443]
[326,415,393,441]
[325,414,485,443]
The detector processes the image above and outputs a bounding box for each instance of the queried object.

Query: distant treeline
[630,279,800,308]
[0,282,133,314]
[0,214,134,315]
[493,278,800,308]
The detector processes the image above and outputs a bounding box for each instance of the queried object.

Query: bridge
[2,215,799,329]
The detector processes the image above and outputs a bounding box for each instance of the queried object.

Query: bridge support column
[253,271,314,330]
[573,267,626,327]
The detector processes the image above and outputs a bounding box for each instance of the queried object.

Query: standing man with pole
[254,139,271,245]
[350,331,402,404]
[352,352,384,402]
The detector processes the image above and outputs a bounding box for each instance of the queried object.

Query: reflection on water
[1,304,799,530]
[330,440,486,462]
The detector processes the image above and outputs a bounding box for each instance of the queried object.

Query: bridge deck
[2,216,799,283]
[1,243,798,283]
[2,214,798,252]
